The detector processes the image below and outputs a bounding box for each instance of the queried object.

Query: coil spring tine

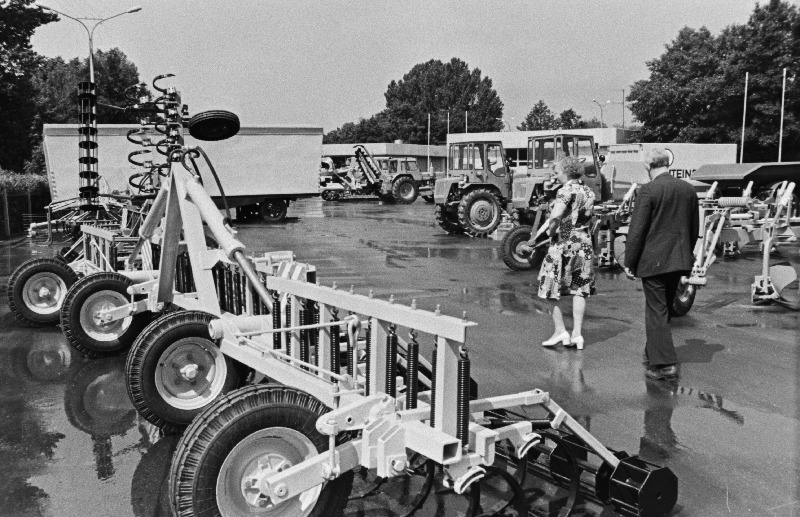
[272,290,281,349]
[406,334,419,409]
[233,270,242,315]
[456,347,470,446]
[299,300,309,370]
[330,306,341,379]
[364,319,372,396]
[346,314,356,377]
[386,325,398,398]
[224,267,234,314]
[311,301,320,366]
[285,298,292,355]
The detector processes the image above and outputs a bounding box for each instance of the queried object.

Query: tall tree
[628,0,800,162]
[325,58,504,144]
[517,100,556,131]
[557,108,587,129]
[0,0,56,171]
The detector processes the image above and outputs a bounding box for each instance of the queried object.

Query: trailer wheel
[392,177,418,204]
[170,385,353,517]
[501,225,536,271]
[7,258,79,327]
[435,204,463,234]
[259,199,288,223]
[187,110,240,141]
[671,279,695,317]
[126,311,243,433]
[61,272,151,358]
[458,188,502,237]
[320,190,340,201]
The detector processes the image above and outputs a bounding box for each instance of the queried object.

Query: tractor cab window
[527,139,534,168]
[533,139,555,169]
[487,144,505,176]
[389,161,398,174]
[377,159,389,172]
[405,160,418,172]
[450,144,470,170]
[472,144,484,170]
[576,137,598,177]
[555,136,575,160]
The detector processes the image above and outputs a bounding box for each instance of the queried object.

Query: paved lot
[0,197,798,516]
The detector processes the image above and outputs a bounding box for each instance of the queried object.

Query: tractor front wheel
[392,177,418,204]
[457,188,502,237]
[435,203,463,234]
[169,385,353,517]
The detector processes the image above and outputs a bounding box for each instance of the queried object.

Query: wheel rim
[511,237,531,262]
[398,182,414,199]
[216,427,322,517]
[79,290,132,342]
[154,336,227,410]
[469,198,498,231]
[676,281,695,303]
[22,272,67,315]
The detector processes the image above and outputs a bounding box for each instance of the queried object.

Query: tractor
[319,145,434,203]
[434,134,608,237]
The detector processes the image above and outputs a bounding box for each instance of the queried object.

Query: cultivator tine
[456,347,470,446]
[299,301,310,370]
[364,319,372,395]
[284,298,292,355]
[385,325,398,397]
[405,332,420,409]
[272,289,281,348]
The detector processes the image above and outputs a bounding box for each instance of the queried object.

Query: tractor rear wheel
[457,188,502,237]
[60,272,151,358]
[259,199,288,223]
[7,258,79,326]
[169,384,353,517]
[671,279,695,317]
[501,225,536,271]
[435,203,463,234]
[392,177,418,204]
[126,310,245,433]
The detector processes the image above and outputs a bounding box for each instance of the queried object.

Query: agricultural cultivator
[319,144,434,203]
[435,134,607,238]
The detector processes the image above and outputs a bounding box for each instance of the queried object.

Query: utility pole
[779,67,787,162]
[740,72,749,163]
[465,111,468,133]
[427,113,431,172]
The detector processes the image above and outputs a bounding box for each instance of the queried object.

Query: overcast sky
[30,0,760,131]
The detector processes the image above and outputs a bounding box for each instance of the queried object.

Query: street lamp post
[38,4,142,209]
[592,99,605,127]
[606,89,626,129]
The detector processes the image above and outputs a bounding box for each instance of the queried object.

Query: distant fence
[0,173,51,239]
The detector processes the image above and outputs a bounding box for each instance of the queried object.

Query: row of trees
[1,0,145,175]
[516,100,603,131]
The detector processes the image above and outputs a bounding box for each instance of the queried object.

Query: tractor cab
[448,141,511,197]
[527,134,607,202]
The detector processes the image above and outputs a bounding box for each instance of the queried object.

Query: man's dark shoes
[645,364,679,381]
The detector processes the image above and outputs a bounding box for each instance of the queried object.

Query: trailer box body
[42,124,322,205]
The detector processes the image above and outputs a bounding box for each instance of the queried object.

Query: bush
[0,171,49,195]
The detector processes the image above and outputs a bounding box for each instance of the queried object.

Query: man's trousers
[641,271,685,367]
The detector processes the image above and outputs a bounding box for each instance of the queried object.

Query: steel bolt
[274,483,288,497]
[391,459,406,472]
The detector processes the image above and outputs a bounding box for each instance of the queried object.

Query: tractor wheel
[187,110,240,141]
[501,225,535,271]
[7,258,79,327]
[320,190,339,202]
[126,311,244,434]
[671,279,696,317]
[169,384,354,517]
[457,188,502,237]
[392,177,418,204]
[60,272,151,358]
[259,199,288,223]
[435,203,463,234]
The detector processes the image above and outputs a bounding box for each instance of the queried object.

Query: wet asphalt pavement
[1,197,799,517]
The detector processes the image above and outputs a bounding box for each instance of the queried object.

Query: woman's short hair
[643,148,670,169]
[555,157,583,179]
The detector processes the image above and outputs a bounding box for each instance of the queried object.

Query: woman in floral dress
[527,157,596,350]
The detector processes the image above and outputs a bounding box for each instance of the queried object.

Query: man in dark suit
[624,148,699,381]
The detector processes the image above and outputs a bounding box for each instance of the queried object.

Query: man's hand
[624,267,636,280]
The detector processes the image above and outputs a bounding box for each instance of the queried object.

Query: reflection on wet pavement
[1,198,799,516]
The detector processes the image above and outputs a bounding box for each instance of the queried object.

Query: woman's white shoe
[542,331,571,347]
[567,335,585,350]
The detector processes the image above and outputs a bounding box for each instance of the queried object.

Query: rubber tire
[392,177,418,204]
[187,110,240,141]
[457,188,502,237]
[435,203,463,234]
[321,190,340,201]
[501,225,535,271]
[131,435,178,517]
[170,384,354,517]
[259,199,288,223]
[671,281,696,317]
[7,258,79,327]
[60,272,151,358]
[126,310,244,434]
